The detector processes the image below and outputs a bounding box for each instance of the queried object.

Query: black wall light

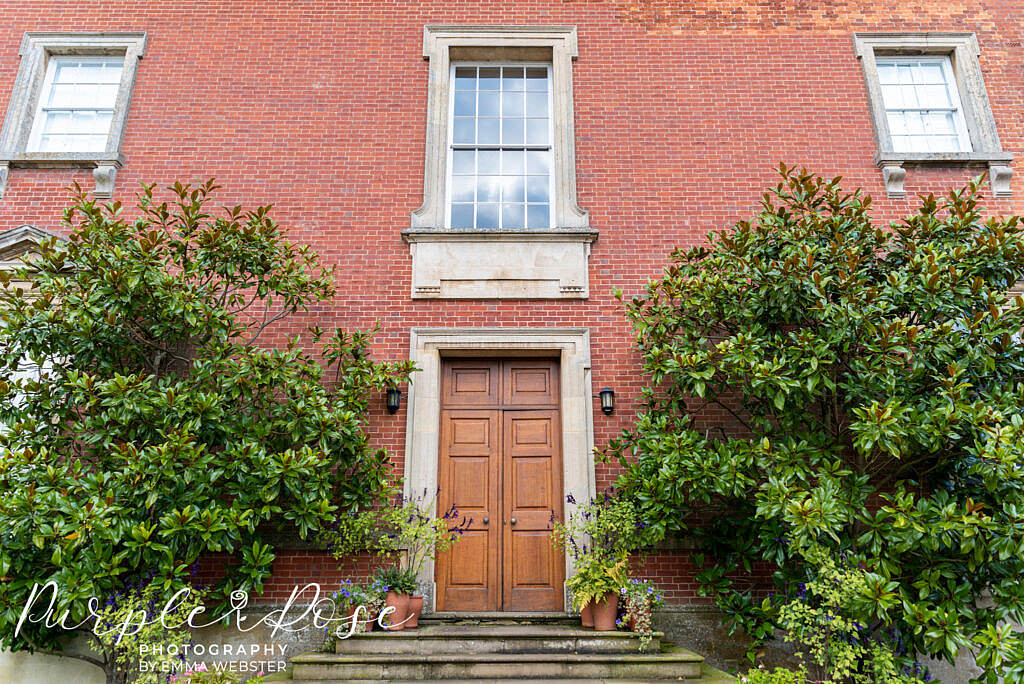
[386,387,401,414]
[599,387,615,415]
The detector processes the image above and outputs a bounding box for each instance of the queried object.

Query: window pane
[886,111,908,135]
[502,66,524,90]
[451,204,475,229]
[454,91,475,116]
[880,84,905,109]
[527,204,550,228]
[526,92,548,117]
[502,91,524,117]
[526,150,550,174]
[452,149,475,174]
[525,119,548,145]
[455,67,476,90]
[502,118,524,145]
[478,150,500,175]
[502,177,525,202]
[478,67,500,90]
[527,176,549,202]
[478,118,500,144]
[477,176,501,202]
[525,67,547,90]
[920,62,945,83]
[502,149,524,174]
[502,204,525,229]
[478,92,499,116]
[917,84,951,108]
[453,118,475,144]
[451,175,475,202]
[877,63,898,84]
[477,203,499,229]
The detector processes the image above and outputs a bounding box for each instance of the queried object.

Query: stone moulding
[403,327,596,611]
[402,228,598,299]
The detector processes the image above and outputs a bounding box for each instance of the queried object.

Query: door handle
[483,517,489,525]
[510,517,517,526]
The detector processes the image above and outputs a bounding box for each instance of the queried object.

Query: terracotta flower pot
[591,591,619,631]
[407,595,424,628]
[384,590,410,630]
[580,601,594,628]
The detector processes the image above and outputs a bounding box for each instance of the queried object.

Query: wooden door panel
[503,360,559,407]
[436,408,500,611]
[503,409,563,610]
[442,360,500,408]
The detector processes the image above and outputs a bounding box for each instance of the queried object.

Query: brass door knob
[510,517,517,525]
[483,517,489,525]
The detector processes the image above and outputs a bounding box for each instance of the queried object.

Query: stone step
[422,611,579,626]
[334,623,663,655]
[291,647,705,680]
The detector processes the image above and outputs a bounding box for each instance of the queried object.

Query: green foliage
[552,493,656,564]
[90,579,203,684]
[0,182,415,668]
[564,555,628,612]
[374,565,417,595]
[320,488,467,582]
[776,544,927,683]
[606,166,1024,681]
[740,665,809,684]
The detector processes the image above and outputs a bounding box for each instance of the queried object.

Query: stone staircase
[282,612,735,682]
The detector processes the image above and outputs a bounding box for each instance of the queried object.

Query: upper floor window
[448,64,553,230]
[853,33,1012,198]
[0,32,147,200]
[28,56,125,153]
[876,56,971,154]
[404,26,595,301]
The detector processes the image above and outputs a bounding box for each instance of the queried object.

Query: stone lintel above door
[402,228,597,299]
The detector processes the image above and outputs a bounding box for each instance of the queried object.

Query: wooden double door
[435,358,564,611]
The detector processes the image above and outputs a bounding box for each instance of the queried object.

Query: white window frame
[27,55,126,154]
[444,61,556,231]
[0,32,147,200]
[876,55,972,154]
[853,32,1012,198]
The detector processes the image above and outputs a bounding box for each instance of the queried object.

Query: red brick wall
[3,1,1023,604]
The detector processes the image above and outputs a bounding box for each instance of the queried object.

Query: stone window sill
[0,155,125,200]
[875,152,1013,199]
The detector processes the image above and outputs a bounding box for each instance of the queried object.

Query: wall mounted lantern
[386,387,401,414]
[599,387,615,415]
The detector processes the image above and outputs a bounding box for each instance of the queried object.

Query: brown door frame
[435,358,565,611]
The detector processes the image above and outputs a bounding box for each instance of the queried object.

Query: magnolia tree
[0,182,414,682]
[606,167,1024,682]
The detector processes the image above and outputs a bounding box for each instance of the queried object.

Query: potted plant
[552,492,655,628]
[341,578,387,633]
[375,566,418,630]
[321,488,469,630]
[620,577,664,650]
[565,555,628,631]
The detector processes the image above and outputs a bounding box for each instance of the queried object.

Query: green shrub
[0,182,415,679]
[606,167,1024,681]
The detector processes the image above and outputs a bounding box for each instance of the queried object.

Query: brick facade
[3,1,1023,605]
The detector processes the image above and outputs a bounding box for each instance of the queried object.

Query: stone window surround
[404,26,596,300]
[853,32,1012,199]
[403,328,596,610]
[0,32,147,200]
